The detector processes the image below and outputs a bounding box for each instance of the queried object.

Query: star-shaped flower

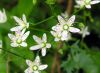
[0,9,7,23]
[51,15,79,42]
[30,33,51,56]
[57,15,80,33]
[79,26,90,38]
[8,29,30,47]
[11,14,29,31]
[25,56,48,73]
[51,30,71,41]
[75,0,100,9]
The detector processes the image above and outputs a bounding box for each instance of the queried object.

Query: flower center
[57,34,61,39]
[63,25,68,30]
[22,22,26,28]
[84,0,91,5]
[41,42,46,48]
[16,39,22,44]
[32,65,38,71]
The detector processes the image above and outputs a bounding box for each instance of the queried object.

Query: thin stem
[30,15,55,26]
[29,27,49,33]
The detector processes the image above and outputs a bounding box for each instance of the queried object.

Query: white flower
[50,31,71,41]
[75,0,100,9]
[0,9,7,23]
[25,56,48,73]
[0,40,2,48]
[79,26,90,38]
[11,14,29,31]
[51,15,79,42]
[30,33,51,56]
[8,29,30,47]
[57,15,80,33]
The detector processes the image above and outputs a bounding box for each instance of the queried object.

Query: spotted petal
[67,15,75,26]
[39,65,48,70]
[26,60,33,66]
[22,31,30,41]
[30,45,42,50]
[58,15,66,25]
[41,48,46,56]
[69,27,80,33]
[20,42,27,47]
[33,35,42,44]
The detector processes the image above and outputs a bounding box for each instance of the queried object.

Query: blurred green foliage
[0,0,100,73]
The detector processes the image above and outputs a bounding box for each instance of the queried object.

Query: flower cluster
[51,15,80,41]
[6,1,100,72]
[8,14,30,47]
[8,14,50,73]
[75,0,100,9]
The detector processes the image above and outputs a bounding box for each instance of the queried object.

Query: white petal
[10,26,22,31]
[13,16,23,25]
[50,31,56,37]
[54,38,60,42]
[69,27,80,33]
[33,35,42,44]
[22,14,27,23]
[0,9,7,23]
[25,68,33,73]
[8,33,15,40]
[41,48,46,56]
[20,42,27,47]
[26,60,33,66]
[22,31,30,41]
[61,31,68,40]
[30,45,41,50]
[34,56,40,65]
[39,65,48,70]
[34,71,39,73]
[61,31,71,41]
[46,43,51,48]
[91,1,100,4]
[42,33,47,42]
[67,15,75,26]
[58,15,66,25]
[52,25,57,31]
[76,1,83,5]
[86,5,91,9]
[11,43,18,47]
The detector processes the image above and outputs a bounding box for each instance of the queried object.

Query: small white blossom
[0,9,7,23]
[51,31,71,41]
[11,14,29,31]
[8,29,30,47]
[75,0,100,9]
[57,15,80,33]
[51,15,79,42]
[79,26,90,38]
[30,33,51,56]
[0,40,2,48]
[25,56,48,73]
